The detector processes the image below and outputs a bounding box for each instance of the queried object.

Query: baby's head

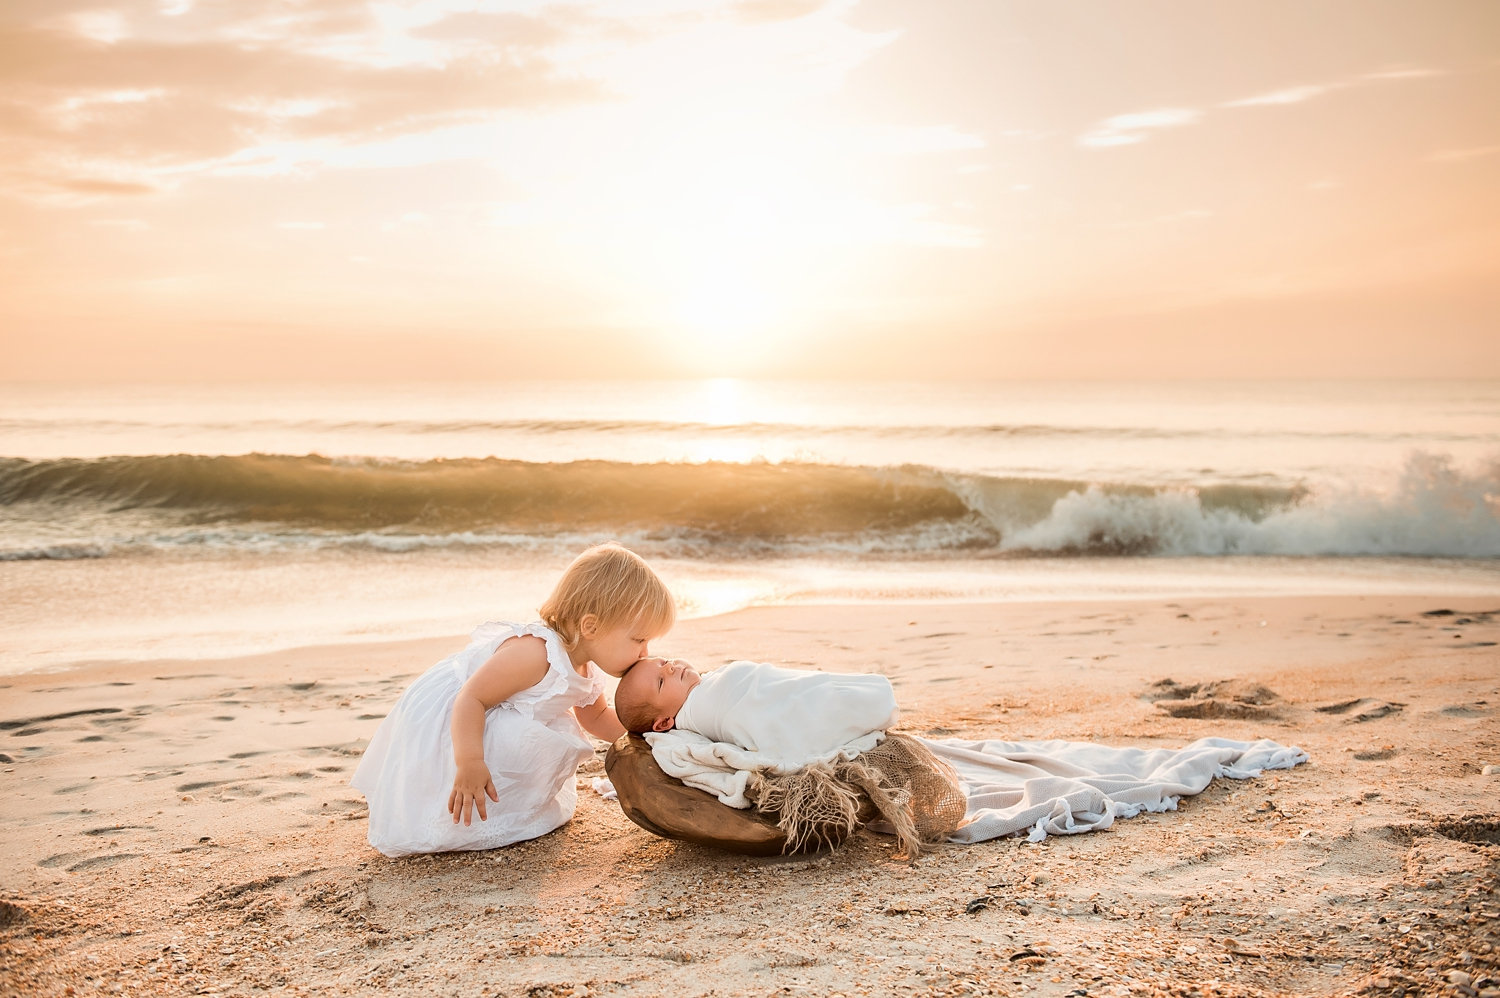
[615,657,700,733]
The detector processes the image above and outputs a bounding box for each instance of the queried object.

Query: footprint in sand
[1353,748,1399,761]
[1144,678,1281,719]
[314,742,368,759]
[37,851,90,868]
[316,799,366,815]
[1155,699,1277,720]
[66,854,141,872]
[176,780,235,793]
[1315,698,1405,722]
[1441,704,1488,717]
[0,708,123,731]
[0,900,30,928]
[40,850,141,872]
[82,825,154,836]
[1427,815,1500,845]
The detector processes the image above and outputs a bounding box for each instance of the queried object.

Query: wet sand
[2,595,1497,997]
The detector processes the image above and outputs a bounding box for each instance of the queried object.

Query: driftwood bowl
[604,733,856,856]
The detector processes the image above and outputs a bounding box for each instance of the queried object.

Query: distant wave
[0,414,1485,444]
[1,452,1495,559]
[0,543,110,562]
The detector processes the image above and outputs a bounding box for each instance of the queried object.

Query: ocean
[3,379,1498,672]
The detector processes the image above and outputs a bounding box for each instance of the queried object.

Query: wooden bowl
[605,733,855,856]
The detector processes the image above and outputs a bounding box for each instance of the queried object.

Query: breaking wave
[0,451,1494,559]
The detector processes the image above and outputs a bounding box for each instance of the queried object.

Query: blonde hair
[538,543,675,649]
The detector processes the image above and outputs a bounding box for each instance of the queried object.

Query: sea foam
[1000,452,1500,557]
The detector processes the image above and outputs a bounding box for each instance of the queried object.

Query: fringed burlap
[749,733,967,858]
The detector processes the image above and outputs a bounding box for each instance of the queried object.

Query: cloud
[411,10,567,48]
[1363,67,1444,81]
[1429,145,1500,163]
[729,0,828,25]
[1077,108,1199,149]
[0,13,605,198]
[1083,63,1451,155]
[51,176,158,196]
[1222,84,1332,108]
[1220,65,1443,113]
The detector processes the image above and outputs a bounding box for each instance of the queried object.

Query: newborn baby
[614,656,898,764]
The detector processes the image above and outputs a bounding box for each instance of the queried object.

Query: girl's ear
[578,613,599,639]
[652,714,675,732]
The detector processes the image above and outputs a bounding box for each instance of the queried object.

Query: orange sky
[2,0,1497,381]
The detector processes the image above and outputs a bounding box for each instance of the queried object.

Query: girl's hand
[448,759,499,825]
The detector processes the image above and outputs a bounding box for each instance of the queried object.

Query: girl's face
[584,620,656,677]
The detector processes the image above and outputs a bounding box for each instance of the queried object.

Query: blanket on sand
[645,729,1309,843]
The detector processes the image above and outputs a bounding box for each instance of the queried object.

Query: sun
[673,267,779,350]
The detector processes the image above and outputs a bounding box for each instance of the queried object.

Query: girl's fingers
[447,786,494,824]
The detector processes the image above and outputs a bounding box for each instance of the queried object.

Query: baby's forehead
[625,658,664,683]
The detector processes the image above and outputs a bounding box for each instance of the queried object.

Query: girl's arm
[448,635,550,825]
[573,693,625,744]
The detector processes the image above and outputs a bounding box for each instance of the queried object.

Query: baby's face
[617,656,700,720]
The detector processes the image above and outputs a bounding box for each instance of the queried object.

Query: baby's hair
[538,543,675,650]
[614,674,661,734]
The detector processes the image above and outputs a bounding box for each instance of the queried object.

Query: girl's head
[539,543,675,667]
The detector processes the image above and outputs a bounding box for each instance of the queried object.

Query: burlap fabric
[606,731,965,857]
[751,732,966,857]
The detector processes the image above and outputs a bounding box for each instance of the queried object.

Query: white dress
[351,621,606,857]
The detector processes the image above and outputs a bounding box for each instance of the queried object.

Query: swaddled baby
[614,657,965,855]
[614,657,899,765]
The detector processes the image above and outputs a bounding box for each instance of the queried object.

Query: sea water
[2,379,1497,671]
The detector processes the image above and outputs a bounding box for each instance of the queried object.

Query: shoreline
[2,594,1497,996]
[7,555,1500,677]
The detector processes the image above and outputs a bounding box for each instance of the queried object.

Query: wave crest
[2,451,1495,559]
[1001,453,1500,557]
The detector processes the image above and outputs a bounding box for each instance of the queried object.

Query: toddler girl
[351,543,674,857]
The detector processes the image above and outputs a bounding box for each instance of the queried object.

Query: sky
[2,0,1498,381]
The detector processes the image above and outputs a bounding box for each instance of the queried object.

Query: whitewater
[2,379,1497,670]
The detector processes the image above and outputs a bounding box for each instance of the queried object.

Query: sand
[2,595,1497,998]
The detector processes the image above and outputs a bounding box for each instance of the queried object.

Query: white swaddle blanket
[650,660,898,808]
[647,662,1309,842]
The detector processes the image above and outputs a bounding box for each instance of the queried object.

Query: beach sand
[2,595,1497,997]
